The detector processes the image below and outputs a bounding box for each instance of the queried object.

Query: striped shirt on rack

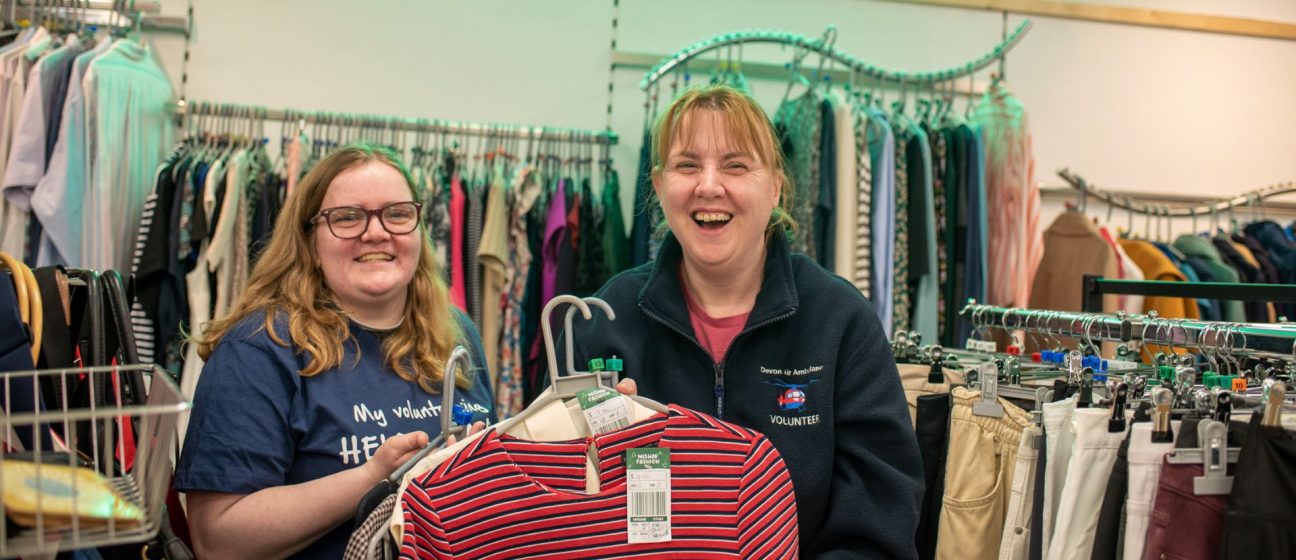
[399,405,799,559]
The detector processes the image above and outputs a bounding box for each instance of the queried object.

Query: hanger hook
[1085,314,1101,355]
[1140,316,1158,356]
[541,295,594,388]
[563,297,617,378]
[1199,322,1219,373]
[440,346,473,434]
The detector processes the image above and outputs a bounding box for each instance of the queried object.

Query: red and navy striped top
[398,405,799,559]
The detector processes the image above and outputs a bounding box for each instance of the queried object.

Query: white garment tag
[626,448,671,543]
[576,387,631,435]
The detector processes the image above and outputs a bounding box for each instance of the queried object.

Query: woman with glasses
[174,142,495,559]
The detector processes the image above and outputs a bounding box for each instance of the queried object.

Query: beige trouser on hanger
[935,387,1031,560]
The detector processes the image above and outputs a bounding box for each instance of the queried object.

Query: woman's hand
[615,378,637,396]
[191,429,434,559]
[363,431,429,481]
[446,421,486,446]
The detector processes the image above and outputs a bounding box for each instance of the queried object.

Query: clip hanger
[1108,383,1129,433]
[1150,387,1175,443]
[972,363,1004,418]
[1166,417,1237,495]
[1262,379,1288,429]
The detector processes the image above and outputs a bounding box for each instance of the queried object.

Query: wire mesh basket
[0,364,189,557]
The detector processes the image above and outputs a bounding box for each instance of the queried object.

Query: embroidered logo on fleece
[768,379,817,412]
[761,368,824,427]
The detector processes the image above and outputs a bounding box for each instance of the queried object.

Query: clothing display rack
[960,302,1296,360]
[175,100,619,146]
[636,20,1032,90]
[1082,275,1296,317]
[912,302,1296,560]
[7,0,187,36]
[1058,167,1296,218]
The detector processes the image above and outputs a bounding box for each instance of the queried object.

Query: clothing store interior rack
[947,303,1296,406]
[6,0,188,36]
[1055,167,1296,217]
[1082,275,1296,318]
[627,20,1032,91]
[173,100,619,146]
[962,303,1296,361]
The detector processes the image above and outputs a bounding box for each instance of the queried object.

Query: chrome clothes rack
[1058,167,1296,218]
[175,100,619,146]
[638,20,1032,90]
[961,302,1296,361]
[12,0,187,35]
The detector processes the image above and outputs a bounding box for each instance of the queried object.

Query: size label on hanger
[576,387,631,435]
[965,339,997,353]
[626,448,672,544]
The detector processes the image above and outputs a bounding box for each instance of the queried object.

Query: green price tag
[626,448,671,543]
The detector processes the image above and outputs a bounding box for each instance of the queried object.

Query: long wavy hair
[196,142,468,392]
[649,83,799,239]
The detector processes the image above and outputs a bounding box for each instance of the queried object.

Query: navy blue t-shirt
[174,310,494,559]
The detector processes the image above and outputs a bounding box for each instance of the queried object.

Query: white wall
[145,0,1296,235]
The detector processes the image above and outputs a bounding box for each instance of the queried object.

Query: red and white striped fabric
[399,405,799,559]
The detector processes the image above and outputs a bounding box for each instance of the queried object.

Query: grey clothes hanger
[386,346,473,484]
[494,295,668,436]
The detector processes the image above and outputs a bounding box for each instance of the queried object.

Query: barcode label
[626,448,671,543]
[604,417,630,432]
[577,387,632,435]
[630,491,667,518]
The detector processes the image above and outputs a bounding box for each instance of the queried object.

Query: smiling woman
[172,142,496,559]
[561,84,924,558]
[311,161,425,329]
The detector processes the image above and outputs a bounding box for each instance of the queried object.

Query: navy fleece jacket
[558,232,923,559]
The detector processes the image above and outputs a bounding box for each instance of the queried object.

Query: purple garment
[541,180,568,333]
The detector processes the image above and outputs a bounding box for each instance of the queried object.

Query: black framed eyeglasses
[310,201,423,239]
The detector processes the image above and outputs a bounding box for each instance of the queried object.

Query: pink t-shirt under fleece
[682,278,750,363]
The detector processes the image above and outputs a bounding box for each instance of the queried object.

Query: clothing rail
[174,100,619,146]
[11,0,187,35]
[15,0,159,11]
[1082,276,1296,316]
[638,20,1032,89]
[960,302,1296,360]
[1058,168,1296,218]
[1039,185,1296,214]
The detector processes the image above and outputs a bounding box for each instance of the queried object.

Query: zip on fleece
[640,304,797,420]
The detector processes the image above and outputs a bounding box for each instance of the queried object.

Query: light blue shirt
[30,37,113,266]
[82,38,175,272]
[865,107,895,337]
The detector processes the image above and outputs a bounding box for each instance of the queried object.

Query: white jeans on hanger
[1046,408,1130,560]
[998,426,1042,560]
[1123,421,1179,560]
[1040,396,1077,560]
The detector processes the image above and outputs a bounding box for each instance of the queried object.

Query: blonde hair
[649,84,798,238]
[197,142,469,392]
